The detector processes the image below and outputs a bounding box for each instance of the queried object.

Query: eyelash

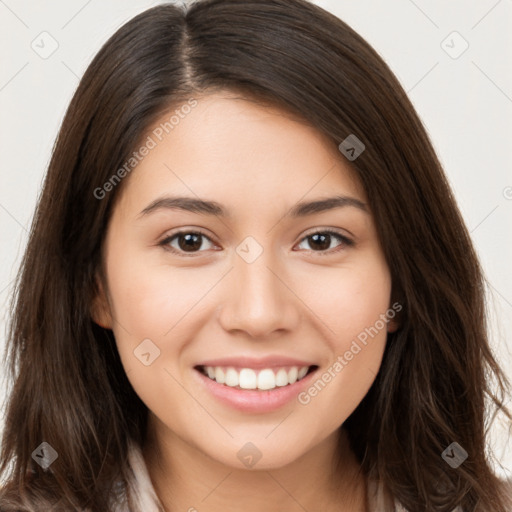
[158,229,354,257]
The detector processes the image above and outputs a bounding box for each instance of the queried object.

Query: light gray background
[1,0,511,477]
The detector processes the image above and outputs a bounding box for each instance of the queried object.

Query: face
[92,91,397,470]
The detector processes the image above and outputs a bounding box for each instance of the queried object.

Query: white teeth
[275,368,289,387]
[225,367,239,387]
[202,365,311,390]
[257,369,276,390]
[288,367,298,384]
[297,366,308,379]
[215,367,225,384]
[239,369,257,389]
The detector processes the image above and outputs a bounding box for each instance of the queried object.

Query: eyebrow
[137,194,368,219]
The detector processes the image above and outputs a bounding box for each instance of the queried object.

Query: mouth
[194,364,319,391]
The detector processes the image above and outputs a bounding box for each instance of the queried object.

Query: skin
[92,92,398,512]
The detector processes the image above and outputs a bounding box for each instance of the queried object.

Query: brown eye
[296,230,353,255]
[160,231,215,255]
[159,229,353,257]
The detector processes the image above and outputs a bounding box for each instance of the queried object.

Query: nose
[217,247,300,339]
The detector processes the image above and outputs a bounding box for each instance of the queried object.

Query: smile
[196,365,316,391]
[193,358,320,413]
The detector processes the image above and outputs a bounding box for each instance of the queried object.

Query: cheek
[104,253,196,414]
[106,248,203,336]
[306,255,392,346]
[298,332,387,439]
[296,259,392,427]
[102,248,187,376]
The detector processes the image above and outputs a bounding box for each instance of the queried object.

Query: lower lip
[193,367,318,413]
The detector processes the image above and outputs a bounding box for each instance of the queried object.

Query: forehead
[115,92,366,217]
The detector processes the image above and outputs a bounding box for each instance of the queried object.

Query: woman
[0,0,511,510]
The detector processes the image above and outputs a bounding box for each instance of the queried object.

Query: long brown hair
[1,1,510,510]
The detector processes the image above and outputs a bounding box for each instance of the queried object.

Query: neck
[142,415,368,512]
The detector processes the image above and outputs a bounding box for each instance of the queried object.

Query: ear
[90,273,113,329]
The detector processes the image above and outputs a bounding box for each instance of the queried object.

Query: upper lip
[195,356,317,369]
